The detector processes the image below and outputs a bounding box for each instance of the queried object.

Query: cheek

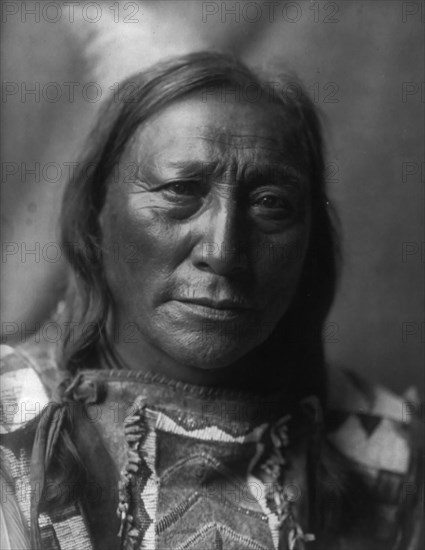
[124,199,193,275]
[251,224,309,293]
[101,192,189,289]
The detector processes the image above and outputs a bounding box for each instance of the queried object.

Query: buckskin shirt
[0,340,423,550]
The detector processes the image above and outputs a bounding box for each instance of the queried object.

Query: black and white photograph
[1,1,423,548]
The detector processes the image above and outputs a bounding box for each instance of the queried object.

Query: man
[1,52,422,550]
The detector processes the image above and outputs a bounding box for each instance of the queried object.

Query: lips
[173,296,253,311]
[167,294,255,323]
[170,299,253,322]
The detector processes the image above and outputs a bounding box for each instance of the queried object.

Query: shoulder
[324,367,423,549]
[326,367,418,470]
[0,342,93,550]
[0,339,63,434]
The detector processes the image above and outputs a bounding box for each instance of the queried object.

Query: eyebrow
[165,160,219,178]
[164,159,306,185]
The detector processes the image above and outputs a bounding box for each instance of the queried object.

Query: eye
[249,186,306,229]
[163,180,199,197]
[252,195,290,210]
[250,191,294,215]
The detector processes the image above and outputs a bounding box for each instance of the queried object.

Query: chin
[161,329,266,371]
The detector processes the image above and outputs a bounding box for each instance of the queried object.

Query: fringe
[117,396,149,550]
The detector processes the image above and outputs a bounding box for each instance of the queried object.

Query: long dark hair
[59,51,340,402]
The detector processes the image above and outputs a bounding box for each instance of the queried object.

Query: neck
[109,332,294,394]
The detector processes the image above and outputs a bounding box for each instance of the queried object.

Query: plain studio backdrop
[1,0,423,398]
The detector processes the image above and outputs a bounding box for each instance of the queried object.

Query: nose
[191,200,248,277]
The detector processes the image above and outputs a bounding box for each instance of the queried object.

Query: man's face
[100,92,311,371]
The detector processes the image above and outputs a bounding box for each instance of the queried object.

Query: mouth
[169,297,254,321]
[175,297,253,311]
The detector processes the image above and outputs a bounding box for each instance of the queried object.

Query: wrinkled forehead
[125,94,309,180]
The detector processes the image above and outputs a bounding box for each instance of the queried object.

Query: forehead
[128,94,299,173]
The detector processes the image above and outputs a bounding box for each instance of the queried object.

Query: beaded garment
[0,341,422,550]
